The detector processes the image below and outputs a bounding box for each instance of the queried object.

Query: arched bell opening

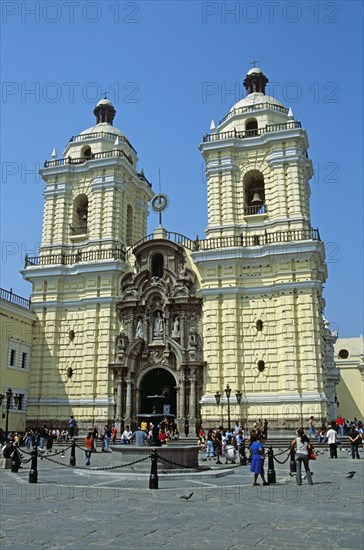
[243,170,266,215]
[246,118,258,136]
[71,194,88,235]
[82,146,92,159]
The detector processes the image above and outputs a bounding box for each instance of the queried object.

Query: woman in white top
[290,428,313,485]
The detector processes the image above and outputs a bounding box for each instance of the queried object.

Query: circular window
[257,360,265,372]
[338,349,349,359]
[256,320,263,331]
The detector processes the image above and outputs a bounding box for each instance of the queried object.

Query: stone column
[189,367,197,420]
[125,377,132,426]
[178,367,185,422]
[115,371,123,431]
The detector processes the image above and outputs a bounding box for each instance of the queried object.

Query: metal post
[11,446,20,473]
[70,440,76,467]
[240,440,247,466]
[29,446,38,483]
[227,395,231,432]
[267,446,276,484]
[149,448,159,489]
[290,447,296,475]
[5,389,12,439]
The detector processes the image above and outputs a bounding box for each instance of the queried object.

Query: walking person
[326,423,338,458]
[291,428,313,485]
[84,432,94,465]
[250,433,269,486]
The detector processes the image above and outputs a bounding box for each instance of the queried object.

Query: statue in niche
[135,319,145,340]
[153,311,164,338]
[172,315,180,337]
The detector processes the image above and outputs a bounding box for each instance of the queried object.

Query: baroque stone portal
[110,238,204,432]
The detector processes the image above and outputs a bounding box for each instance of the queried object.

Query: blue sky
[1,0,363,337]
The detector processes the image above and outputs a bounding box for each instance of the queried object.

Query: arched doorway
[140,368,177,417]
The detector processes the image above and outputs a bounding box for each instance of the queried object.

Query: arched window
[243,170,266,215]
[71,194,88,235]
[246,119,258,136]
[151,253,164,278]
[126,205,133,246]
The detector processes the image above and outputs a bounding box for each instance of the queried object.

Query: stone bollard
[29,446,38,483]
[289,447,296,476]
[149,448,159,489]
[70,440,76,467]
[267,446,276,484]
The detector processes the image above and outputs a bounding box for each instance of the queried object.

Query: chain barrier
[40,452,151,471]
[273,452,291,464]
[19,445,72,457]
[271,446,291,457]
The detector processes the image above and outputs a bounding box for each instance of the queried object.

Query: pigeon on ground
[180,492,194,500]
[346,471,356,479]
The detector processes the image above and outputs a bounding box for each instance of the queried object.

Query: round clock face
[152,194,169,212]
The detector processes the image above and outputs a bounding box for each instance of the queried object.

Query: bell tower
[195,66,331,428]
[201,66,313,240]
[22,99,154,429]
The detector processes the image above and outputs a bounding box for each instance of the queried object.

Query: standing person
[92,426,98,452]
[184,420,189,437]
[69,416,76,439]
[38,425,47,451]
[291,428,313,485]
[326,423,338,458]
[102,424,111,452]
[111,424,118,444]
[205,430,214,460]
[250,433,269,486]
[263,419,268,440]
[336,415,345,437]
[23,428,34,450]
[213,427,223,465]
[307,416,316,437]
[46,428,54,453]
[348,424,361,459]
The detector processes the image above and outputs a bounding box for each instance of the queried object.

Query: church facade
[22,67,339,431]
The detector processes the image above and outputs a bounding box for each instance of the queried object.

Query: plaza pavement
[0,444,363,550]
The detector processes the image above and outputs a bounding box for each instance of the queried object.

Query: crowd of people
[2,412,362,474]
[306,415,363,459]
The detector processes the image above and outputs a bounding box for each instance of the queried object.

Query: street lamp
[214,386,242,431]
[0,388,20,438]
